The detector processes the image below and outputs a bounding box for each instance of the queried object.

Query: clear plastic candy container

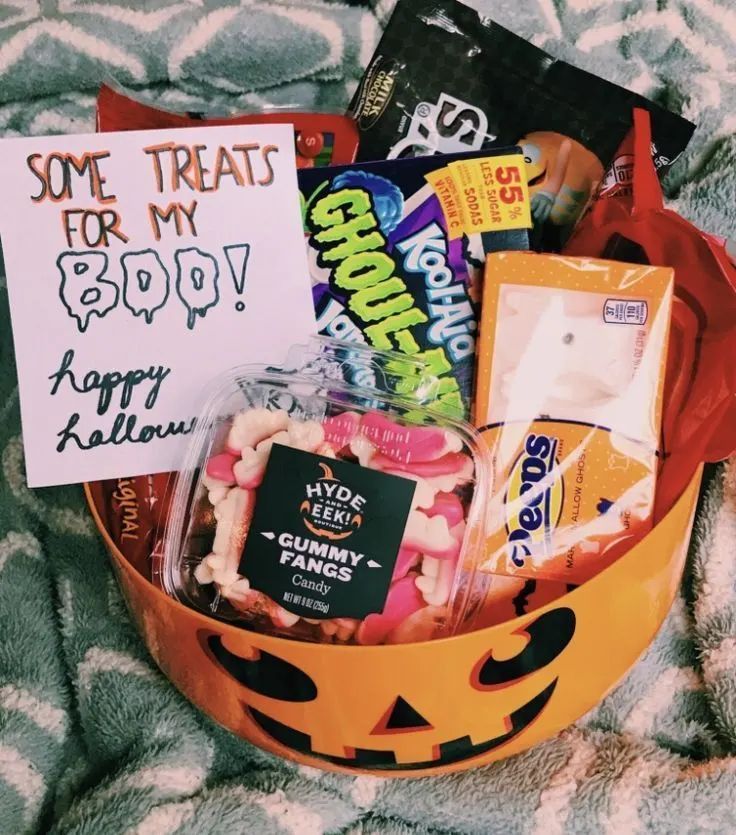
[160,339,490,645]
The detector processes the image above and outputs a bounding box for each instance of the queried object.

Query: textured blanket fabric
[0,1,735,833]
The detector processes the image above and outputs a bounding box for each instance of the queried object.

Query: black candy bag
[349,0,695,249]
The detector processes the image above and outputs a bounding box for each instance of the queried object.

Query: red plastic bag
[565,108,736,517]
[96,84,359,168]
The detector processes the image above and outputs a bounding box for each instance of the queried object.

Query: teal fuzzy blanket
[1,1,736,832]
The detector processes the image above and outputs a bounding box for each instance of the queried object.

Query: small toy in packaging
[471,252,673,589]
[159,338,492,645]
[349,0,695,249]
[96,84,360,168]
[300,149,531,419]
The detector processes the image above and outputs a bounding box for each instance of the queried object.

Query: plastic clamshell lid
[160,339,491,645]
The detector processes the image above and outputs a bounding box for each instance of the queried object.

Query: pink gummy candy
[360,412,452,463]
[206,452,238,485]
[391,547,420,582]
[372,451,471,478]
[323,411,360,448]
[425,492,465,528]
[356,576,425,646]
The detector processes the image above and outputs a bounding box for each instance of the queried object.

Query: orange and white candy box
[472,252,674,586]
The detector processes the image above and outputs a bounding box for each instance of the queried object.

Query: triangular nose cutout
[371,696,434,735]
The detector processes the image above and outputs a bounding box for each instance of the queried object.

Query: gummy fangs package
[474,253,674,584]
[349,0,695,250]
[299,149,531,420]
[160,340,492,645]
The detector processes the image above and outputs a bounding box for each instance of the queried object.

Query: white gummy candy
[226,408,290,453]
[403,511,456,557]
[208,487,229,506]
[286,420,325,452]
[350,435,375,467]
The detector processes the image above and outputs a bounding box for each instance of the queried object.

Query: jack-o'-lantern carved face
[90,469,701,777]
[198,607,576,771]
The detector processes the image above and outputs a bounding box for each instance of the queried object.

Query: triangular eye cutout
[371,696,434,735]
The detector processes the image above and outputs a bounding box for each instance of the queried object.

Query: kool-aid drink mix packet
[298,150,532,419]
[349,0,695,250]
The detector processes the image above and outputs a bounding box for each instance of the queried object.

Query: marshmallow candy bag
[470,252,673,591]
[159,338,492,645]
[566,108,736,515]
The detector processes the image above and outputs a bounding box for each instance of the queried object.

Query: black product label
[349,0,695,191]
[354,55,401,130]
[239,444,416,620]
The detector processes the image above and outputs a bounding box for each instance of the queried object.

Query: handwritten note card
[0,125,315,487]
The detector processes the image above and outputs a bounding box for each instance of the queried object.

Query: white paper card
[0,124,315,487]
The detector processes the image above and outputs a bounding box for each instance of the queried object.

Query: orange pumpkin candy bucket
[84,464,701,777]
[82,330,706,777]
[83,109,733,778]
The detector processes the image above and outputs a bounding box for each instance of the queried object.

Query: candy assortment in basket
[68,0,736,776]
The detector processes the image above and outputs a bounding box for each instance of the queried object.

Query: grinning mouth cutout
[246,679,557,770]
[203,607,575,771]
[528,168,548,188]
